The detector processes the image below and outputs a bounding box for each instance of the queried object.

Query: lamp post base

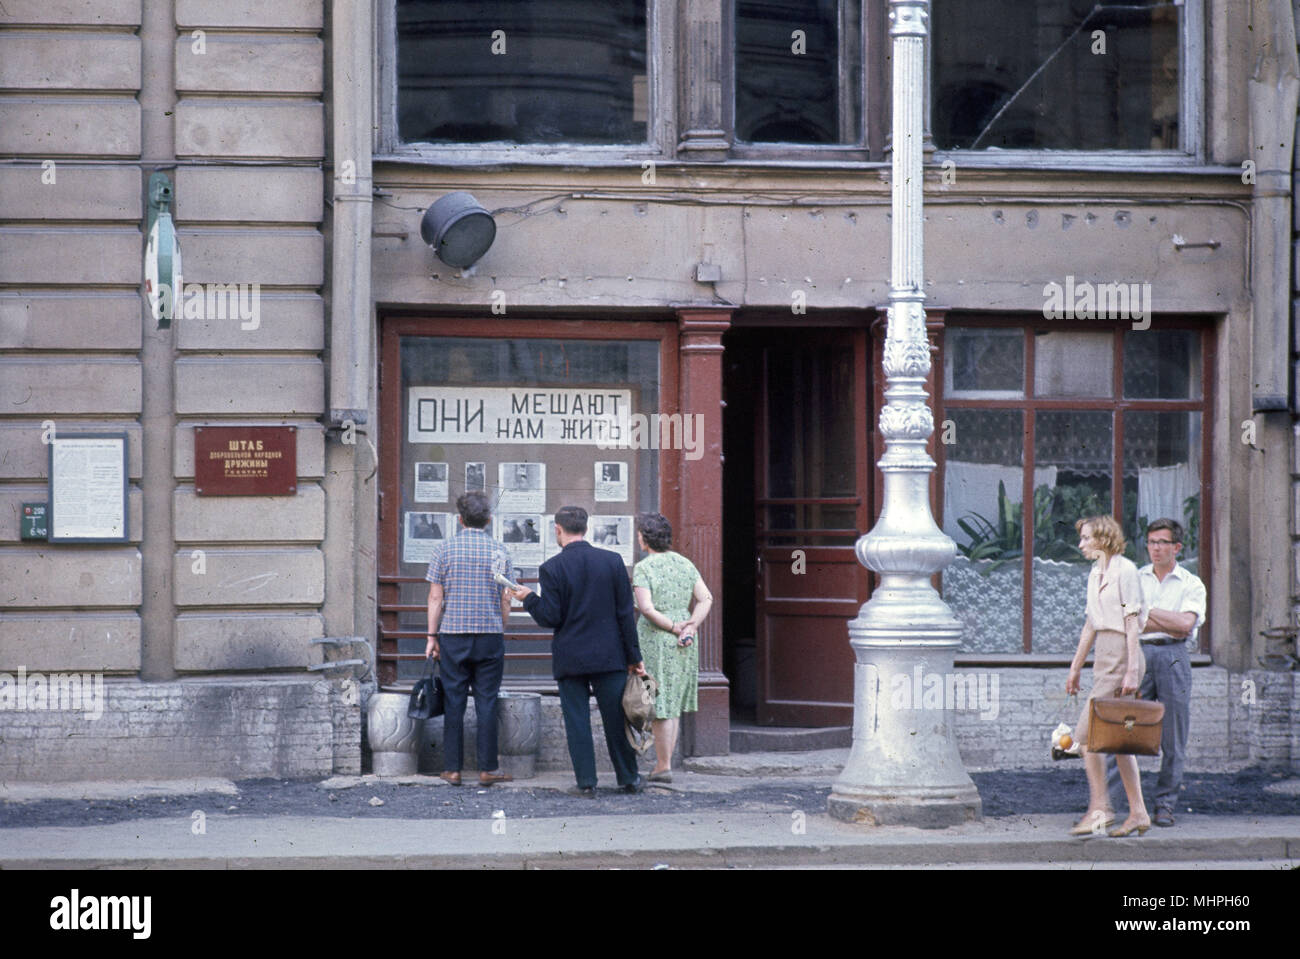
[828,784,982,827]
[827,610,984,828]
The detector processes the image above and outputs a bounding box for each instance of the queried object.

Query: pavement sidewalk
[2,762,1297,869]
[2,808,1297,869]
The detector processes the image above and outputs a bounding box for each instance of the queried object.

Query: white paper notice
[414,462,449,502]
[497,462,546,513]
[465,462,486,493]
[590,515,633,566]
[403,511,451,565]
[50,436,126,540]
[544,518,559,561]
[594,461,628,502]
[496,512,545,567]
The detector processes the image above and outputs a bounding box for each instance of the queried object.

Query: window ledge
[377,146,665,169]
[934,151,1235,176]
[376,149,1245,180]
[373,151,896,177]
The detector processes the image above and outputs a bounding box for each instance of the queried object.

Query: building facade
[1,0,1297,780]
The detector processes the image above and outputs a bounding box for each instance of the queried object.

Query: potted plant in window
[946,481,1100,653]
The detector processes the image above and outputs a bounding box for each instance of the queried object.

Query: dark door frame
[724,312,878,726]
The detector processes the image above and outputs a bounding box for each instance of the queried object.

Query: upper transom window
[395,0,649,146]
[932,0,1199,155]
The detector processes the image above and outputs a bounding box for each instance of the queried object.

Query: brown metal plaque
[194,426,298,496]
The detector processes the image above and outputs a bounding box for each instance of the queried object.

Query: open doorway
[722,321,874,726]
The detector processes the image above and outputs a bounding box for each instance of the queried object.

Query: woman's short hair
[636,512,673,552]
[1075,514,1127,556]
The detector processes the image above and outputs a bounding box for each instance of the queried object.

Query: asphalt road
[1,767,1295,829]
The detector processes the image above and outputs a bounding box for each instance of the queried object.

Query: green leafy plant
[955,480,1024,573]
[955,481,1095,575]
[1182,492,1199,554]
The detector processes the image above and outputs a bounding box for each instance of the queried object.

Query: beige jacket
[1085,553,1148,634]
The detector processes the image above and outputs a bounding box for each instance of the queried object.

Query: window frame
[725,0,879,161]
[937,314,1214,658]
[375,313,682,690]
[930,0,1205,170]
[378,0,1206,170]
[377,0,676,165]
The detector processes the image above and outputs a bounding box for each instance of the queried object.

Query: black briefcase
[407,657,445,720]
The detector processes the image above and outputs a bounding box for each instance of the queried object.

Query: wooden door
[755,329,872,726]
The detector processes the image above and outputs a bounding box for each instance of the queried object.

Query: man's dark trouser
[437,632,504,772]
[557,670,639,789]
[1106,640,1192,812]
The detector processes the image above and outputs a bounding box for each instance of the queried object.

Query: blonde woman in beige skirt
[1064,514,1151,837]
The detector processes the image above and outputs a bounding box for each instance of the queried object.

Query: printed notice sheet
[414,462,449,502]
[496,512,545,567]
[49,435,127,541]
[497,462,546,513]
[594,461,628,502]
[403,511,451,565]
[590,515,634,566]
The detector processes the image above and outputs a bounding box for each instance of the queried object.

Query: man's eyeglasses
[1145,538,1178,547]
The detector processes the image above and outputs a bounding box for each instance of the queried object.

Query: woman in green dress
[632,513,713,783]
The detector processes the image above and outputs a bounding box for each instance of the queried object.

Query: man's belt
[1140,636,1183,646]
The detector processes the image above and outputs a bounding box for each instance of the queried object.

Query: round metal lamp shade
[420,192,496,268]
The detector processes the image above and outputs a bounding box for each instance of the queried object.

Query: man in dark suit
[509,505,645,796]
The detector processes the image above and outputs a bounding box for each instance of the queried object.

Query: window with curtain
[941,322,1208,655]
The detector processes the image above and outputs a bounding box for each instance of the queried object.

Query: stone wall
[1,667,1289,782]
[951,666,1293,772]
[394,666,1291,778]
[1245,669,1300,769]
[0,0,151,674]
[0,0,339,782]
[0,677,358,782]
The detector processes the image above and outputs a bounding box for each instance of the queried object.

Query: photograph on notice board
[403,511,450,565]
[590,514,634,566]
[497,462,546,513]
[594,461,628,502]
[540,511,561,556]
[414,462,449,502]
[465,461,485,493]
[543,515,560,561]
[496,512,545,566]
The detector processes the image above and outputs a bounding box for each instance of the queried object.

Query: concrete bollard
[497,691,541,779]
[366,692,419,775]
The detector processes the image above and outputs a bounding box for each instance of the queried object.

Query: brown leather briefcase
[1086,697,1165,755]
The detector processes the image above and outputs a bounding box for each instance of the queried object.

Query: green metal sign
[20,502,48,540]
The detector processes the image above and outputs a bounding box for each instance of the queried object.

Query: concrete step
[730,723,852,753]
[685,748,847,777]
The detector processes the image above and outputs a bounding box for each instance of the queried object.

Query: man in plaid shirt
[425,490,515,787]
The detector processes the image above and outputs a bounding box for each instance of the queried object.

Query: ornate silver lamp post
[827,0,982,826]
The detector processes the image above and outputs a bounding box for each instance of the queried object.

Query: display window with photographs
[381,330,668,683]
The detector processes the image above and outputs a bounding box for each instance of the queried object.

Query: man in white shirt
[1107,517,1207,826]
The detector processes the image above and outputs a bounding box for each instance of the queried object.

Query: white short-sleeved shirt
[1137,561,1207,644]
